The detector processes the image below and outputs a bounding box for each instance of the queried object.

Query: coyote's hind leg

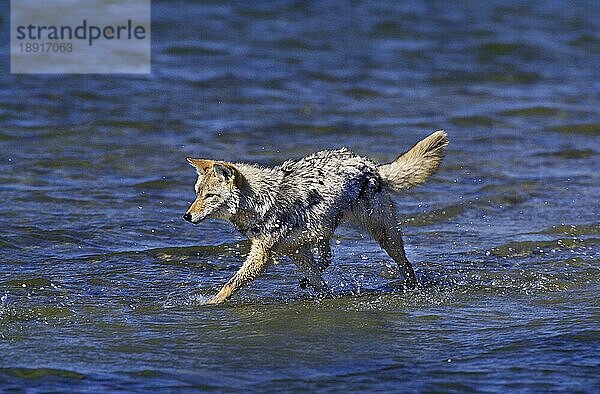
[357,196,417,289]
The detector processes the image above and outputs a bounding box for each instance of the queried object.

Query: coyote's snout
[184,131,449,304]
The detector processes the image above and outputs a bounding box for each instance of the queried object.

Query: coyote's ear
[213,163,237,183]
[186,158,214,175]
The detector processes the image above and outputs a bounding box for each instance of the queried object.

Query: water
[1,0,599,392]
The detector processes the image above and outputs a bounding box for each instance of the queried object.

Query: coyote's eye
[204,193,220,200]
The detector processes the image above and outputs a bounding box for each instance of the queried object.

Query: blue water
[1,1,599,392]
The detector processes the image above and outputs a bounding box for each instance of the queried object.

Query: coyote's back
[272,129,449,222]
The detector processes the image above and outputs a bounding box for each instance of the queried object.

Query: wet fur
[184,131,449,303]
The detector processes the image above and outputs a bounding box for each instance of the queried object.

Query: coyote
[184,131,448,304]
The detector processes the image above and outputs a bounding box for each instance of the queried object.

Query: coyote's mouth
[183,212,207,224]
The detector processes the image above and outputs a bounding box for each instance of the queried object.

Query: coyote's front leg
[299,238,332,289]
[291,246,330,293]
[208,239,274,304]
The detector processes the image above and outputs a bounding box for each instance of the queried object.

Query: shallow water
[1,0,599,392]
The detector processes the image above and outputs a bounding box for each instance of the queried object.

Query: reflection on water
[1,0,599,392]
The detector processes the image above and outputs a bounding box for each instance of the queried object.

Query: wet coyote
[184,131,448,304]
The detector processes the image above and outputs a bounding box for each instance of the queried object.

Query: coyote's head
[183,158,240,224]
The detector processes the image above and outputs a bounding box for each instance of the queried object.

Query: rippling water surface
[1,1,599,392]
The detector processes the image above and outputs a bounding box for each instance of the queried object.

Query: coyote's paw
[299,277,310,289]
[207,295,226,305]
[402,278,418,291]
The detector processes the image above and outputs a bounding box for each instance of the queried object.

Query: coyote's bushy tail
[378,130,449,192]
